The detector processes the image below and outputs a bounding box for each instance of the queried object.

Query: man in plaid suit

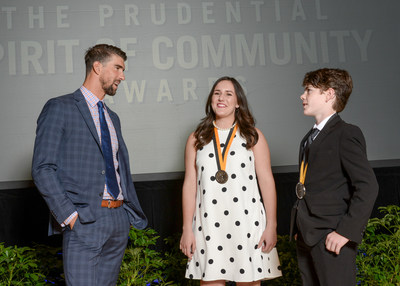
[32,44,147,286]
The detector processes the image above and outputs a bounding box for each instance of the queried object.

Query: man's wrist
[61,211,78,227]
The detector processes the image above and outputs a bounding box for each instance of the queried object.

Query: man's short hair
[84,44,127,76]
[302,68,353,112]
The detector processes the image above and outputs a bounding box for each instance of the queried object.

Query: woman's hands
[180,229,196,260]
[257,226,277,253]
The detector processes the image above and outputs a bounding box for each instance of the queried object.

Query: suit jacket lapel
[108,111,121,138]
[73,90,101,148]
[299,129,313,165]
[107,108,124,154]
[307,114,342,163]
[107,109,128,193]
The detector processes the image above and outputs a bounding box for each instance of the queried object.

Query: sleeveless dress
[185,129,282,282]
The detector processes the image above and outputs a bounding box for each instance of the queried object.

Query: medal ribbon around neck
[299,160,308,186]
[212,124,238,183]
[296,125,324,199]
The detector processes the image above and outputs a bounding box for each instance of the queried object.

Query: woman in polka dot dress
[180,77,282,285]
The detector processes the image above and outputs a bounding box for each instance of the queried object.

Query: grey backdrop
[0,0,399,182]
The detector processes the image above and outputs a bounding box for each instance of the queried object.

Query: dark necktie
[307,128,320,147]
[303,128,319,161]
[97,101,119,199]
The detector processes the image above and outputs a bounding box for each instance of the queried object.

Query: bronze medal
[295,182,306,199]
[212,124,237,185]
[215,170,228,184]
[296,160,308,200]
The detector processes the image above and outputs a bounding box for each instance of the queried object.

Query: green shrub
[33,244,64,285]
[2,205,399,285]
[356,205,400,285]
[117,228,173,286]
[0,243,46,285]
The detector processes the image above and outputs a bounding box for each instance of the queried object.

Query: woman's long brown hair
[194,77,258,150]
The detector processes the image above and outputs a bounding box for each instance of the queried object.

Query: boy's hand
[325,231,349,255]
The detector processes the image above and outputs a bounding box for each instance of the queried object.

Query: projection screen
[0,0,399,183]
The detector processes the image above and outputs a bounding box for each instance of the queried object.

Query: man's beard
[101,78,117,96]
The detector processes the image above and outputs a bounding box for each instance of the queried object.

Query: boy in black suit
[291,68,378,285]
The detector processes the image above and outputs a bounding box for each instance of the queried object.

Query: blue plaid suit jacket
[32,89,147,234]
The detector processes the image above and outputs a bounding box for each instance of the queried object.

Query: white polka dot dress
[185,129,282,282]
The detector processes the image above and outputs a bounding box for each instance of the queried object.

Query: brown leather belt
[101,200,123,208]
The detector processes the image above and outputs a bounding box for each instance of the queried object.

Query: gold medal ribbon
[213,125,238,172]
[299,160,308,185]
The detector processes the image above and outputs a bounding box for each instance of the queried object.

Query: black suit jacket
[294,115,378,246]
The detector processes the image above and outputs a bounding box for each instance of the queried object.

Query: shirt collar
[80,86,102,108]
[314,112,336,131]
